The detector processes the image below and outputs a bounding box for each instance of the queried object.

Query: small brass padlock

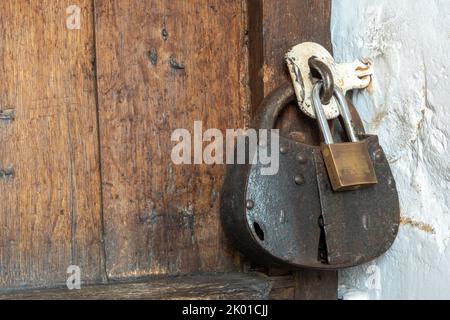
[312,82,378,191]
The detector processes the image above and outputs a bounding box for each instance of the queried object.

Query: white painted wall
[331,0,450,300]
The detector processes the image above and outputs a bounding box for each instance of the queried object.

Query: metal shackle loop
[312,82,334,145]
[308,57,334,105]
[333,87,359,143]
[312,82,359,145]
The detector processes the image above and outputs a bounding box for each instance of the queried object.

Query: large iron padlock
[221,83,400,269]
[312,82,378,191]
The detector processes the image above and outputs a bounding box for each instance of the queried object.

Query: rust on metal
[286,42,374,120]
[221,83,400,270]
[308,57,334,105]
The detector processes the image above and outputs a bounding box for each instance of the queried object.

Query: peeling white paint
[332,0,450,300]
[285,42,373,120]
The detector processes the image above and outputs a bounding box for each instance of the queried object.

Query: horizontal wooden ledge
[0,273,296,300]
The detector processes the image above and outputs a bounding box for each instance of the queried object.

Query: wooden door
[0,0,336,299]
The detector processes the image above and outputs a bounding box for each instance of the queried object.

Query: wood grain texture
[0,273,295,300]
[294,269,338,300]
[0,0,105,290]
[0,1,338,300]
[248,0,333,109]
[249,0,333,144]
[248,0,338,299]
[94,0,249,280]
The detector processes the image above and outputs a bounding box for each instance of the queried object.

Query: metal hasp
[221,83,400,270]
[286,42,374,120]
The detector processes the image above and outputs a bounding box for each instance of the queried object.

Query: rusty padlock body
[221,83,400,270]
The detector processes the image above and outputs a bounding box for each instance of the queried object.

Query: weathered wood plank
[294,269,338,300]
[0,273,296,300]
[0,1,338,300]
[249,0,334,143]
[247,0,338,300]
[248,0,333,109]
[94,0,249,280]
[0,0,105,290]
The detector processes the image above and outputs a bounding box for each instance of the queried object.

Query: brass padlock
[312,82,378,191]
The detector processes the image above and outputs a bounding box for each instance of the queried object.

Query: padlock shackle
[308,57,335,105]
[312,83,359,144]
[253,82,297,131]
[254,82,360,144]
[312,83,334,145]
[333,88,359,143]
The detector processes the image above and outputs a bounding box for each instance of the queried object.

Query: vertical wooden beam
[247,0,338,300]
[0,0,105,290]
[294,268,338,300]
[248,0,333,108]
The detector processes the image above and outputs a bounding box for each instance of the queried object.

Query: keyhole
[253,222,265,241]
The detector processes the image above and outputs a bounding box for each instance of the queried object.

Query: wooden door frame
[247,0,338,300]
